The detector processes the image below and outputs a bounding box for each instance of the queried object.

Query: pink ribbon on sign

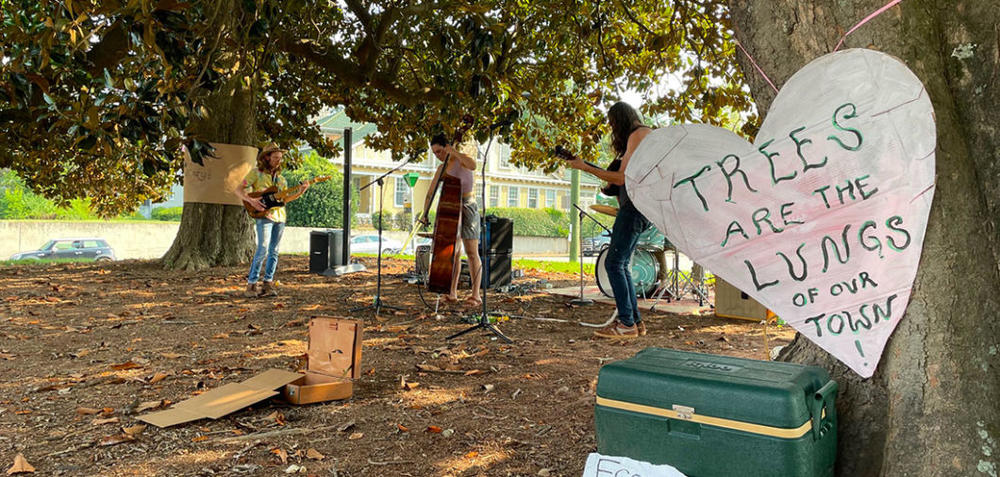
[834,0,904,51]
[734,40,779,94]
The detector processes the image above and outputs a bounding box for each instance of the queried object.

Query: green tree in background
[282,152,358,228]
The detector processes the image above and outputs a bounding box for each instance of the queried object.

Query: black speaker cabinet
[483,215,513,254]
[482,251,512,289]
[309,229,344,273]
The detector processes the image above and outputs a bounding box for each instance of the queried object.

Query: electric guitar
[554,145,621,196]
[243,175,331,219]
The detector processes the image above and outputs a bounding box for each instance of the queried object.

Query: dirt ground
[0,256,794,476]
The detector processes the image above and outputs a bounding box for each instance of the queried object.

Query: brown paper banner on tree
[183,143,258,205]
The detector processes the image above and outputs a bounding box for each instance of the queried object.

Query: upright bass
[425,117,474,294]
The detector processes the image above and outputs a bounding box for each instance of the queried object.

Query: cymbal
[590,204,619,217]
[416,232,434,238]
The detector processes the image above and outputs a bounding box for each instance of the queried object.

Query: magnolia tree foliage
[0,0,753,216]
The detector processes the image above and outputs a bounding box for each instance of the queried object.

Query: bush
[151,206,183,221]
[283,152,359,228]
[488,207,568,237]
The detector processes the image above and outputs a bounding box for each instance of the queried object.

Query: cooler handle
[811,380,838,441]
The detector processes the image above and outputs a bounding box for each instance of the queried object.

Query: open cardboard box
[139,317,362,427]
[283,317,363,405]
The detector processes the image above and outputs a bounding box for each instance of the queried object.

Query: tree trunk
[162,81,258,270]
[728,1,1000,475]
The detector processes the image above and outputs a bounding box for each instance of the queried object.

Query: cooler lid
[307,317,363,380]
[596,347,832,430]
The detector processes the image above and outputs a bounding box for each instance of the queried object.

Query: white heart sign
[627,49,935,378]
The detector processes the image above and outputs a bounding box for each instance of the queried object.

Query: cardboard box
[138,317,363,427]
[714,277,775,322]
[283,317,363,405]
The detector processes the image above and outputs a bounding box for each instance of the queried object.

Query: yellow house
[305,110,602,225]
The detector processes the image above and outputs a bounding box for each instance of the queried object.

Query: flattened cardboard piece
[138,369,302,427]
[284,317,363,405]
[183,142,257,205]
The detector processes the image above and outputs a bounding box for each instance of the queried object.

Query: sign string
[834,0,904,51]
[733,0,905,94]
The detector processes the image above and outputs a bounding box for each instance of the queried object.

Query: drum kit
[588,204,708,305]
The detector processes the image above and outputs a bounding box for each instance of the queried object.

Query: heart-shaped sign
[627,49,935,378]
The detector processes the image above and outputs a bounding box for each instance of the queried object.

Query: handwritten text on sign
[627,49,935,377]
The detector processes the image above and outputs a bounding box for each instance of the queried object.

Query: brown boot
[637,321,647,337]
[243,283,259,298]
[260,281,278,297]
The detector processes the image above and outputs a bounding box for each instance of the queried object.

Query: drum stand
[570,204,610,306]
[649,244,711,310]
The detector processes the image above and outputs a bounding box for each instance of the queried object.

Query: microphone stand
[570,204,611,306]
[350,157,412,318]
[447,129,512,343]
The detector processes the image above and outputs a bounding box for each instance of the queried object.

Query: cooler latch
[672,404,695,420]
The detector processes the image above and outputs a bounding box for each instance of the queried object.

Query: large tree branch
[277,37,442,105]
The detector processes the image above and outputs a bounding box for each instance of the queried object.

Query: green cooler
[595,348,837,477]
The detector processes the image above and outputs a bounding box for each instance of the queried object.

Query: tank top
[445,154,475,195]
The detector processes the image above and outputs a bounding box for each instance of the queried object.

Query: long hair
[607,102,642,157]
[256,150,282,175]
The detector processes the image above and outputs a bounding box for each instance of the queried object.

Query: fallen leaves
[6,454,34,475]
[348,432,364,440]
[400,376,420,391]
[135,400,165,413]
[271,448,289,464]
[191,435,209,443]
[109,361,142,371]
[147,372,169,384]
[91,417,119,425]
[426,425,443,433]
[305,448,325,460]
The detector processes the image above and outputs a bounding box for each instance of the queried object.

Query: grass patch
[513,258,594,275]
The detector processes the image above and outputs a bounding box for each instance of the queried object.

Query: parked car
[582,233,611,257]
[350,234,404,255]
[9,238,116,262]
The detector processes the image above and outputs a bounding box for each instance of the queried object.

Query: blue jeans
[248,219,285,284]
[605,202,651,327]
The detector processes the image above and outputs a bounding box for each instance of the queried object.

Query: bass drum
[595,248,661,298]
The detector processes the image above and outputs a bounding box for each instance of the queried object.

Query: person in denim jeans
[235,144,309,298]
[565,102,653,338]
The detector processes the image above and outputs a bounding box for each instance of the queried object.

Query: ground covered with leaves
[0,256,793,476]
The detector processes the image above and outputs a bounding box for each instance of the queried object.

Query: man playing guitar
[235,144,310,298]
[418,133,483,307]
[564,102,654,339]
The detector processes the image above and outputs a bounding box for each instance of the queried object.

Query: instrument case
[595,348,837,477]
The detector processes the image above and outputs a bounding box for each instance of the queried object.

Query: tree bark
[728,1,1000,475]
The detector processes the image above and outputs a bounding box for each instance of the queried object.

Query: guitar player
[235,144,310,298]
[564,102,654,339]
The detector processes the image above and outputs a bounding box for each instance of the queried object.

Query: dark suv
[582,233,611,257]
[9,238,116,262]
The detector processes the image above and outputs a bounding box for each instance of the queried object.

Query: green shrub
[283,152,359,228]
[151,206,183,221]
[488,207,568,237]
